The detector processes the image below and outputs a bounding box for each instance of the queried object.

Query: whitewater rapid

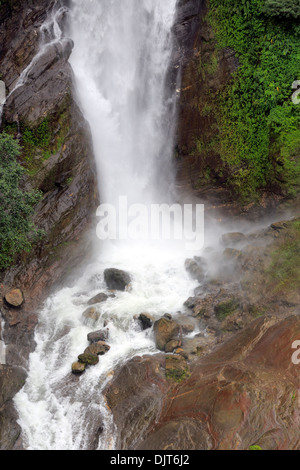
[13,0,203,450]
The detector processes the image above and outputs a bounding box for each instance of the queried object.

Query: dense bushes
[208,0,300,200]
[263,0,300,18]
[0,133,43,270]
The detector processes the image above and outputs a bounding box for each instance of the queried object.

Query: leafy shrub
[0,133,43,270]
[263,0,300,19]
[208,0,300,200]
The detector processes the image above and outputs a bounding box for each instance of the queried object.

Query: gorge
[0,0,300,451]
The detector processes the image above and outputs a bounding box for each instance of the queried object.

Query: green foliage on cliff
[266,219,300,293]
[263,0,300,18]
[0,133,43,270]
[209,0,300,200]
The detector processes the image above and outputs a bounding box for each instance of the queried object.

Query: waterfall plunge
[14,0,201,450]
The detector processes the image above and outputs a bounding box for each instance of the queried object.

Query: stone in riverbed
[84,341,110,356]
[137,313,154,330]
[4,289,24,308]
[87,329,109,343]
[104,268,131,292]
[153,316,180,351]
[78,352,99,366]
[82,306,100,323]
[72,361,86,374]
[87,293,109,305]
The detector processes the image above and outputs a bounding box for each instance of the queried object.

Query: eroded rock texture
[0,0,98,448]
[105,315,300,450]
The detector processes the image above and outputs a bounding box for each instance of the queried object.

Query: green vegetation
[0,133,43,270]
[266,219,300,293]
[214,299,240,321]
[208,0,300,200]
[263,0,300,18]
[249,445,262,450]
[165,355,190,383]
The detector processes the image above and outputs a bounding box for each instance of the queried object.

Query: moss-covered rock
[165,355,190,383]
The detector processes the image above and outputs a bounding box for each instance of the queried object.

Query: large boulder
[153,316,180,351]
[104,269,131,292]
[87,329,109,344]
[4,289,24,308]
[105,315,300,450]
[84,342,110,356]
[87,293,109,305]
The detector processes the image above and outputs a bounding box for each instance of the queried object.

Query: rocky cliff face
[0,0,98,448]
[172,0,299,218]
[105,314,300,450]
[172,0,238,211]
[102,214,300,450]
[0,0,98,361]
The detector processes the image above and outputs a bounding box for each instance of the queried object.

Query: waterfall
[14,0,201,450]
[0,1,68,125]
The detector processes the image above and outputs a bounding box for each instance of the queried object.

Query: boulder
[87,293,108,305]
[104,268,131,292]
[72,362,86,374]
[87,329,109,343]
[153,317,180,351]
[82,307,100,323]
[84,342,110,356]
[4,289,24,308]
[78,353,99,366]
[137,313,154,330]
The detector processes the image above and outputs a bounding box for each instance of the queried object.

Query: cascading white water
[0,2,69,124]
[14,0,202,450]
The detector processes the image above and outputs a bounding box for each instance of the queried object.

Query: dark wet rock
[104,268,131,292]
[137,313,154,331]
[0,365,27,450]
[184,297,197,309]
[4,289,24,308]
[270,221,288,231]
[153,316,180,351]
[87,293,109,305]
[163,313,172,320]
[87,329,109,344]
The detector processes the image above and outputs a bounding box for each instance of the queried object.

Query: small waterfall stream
[13,0,202,450]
